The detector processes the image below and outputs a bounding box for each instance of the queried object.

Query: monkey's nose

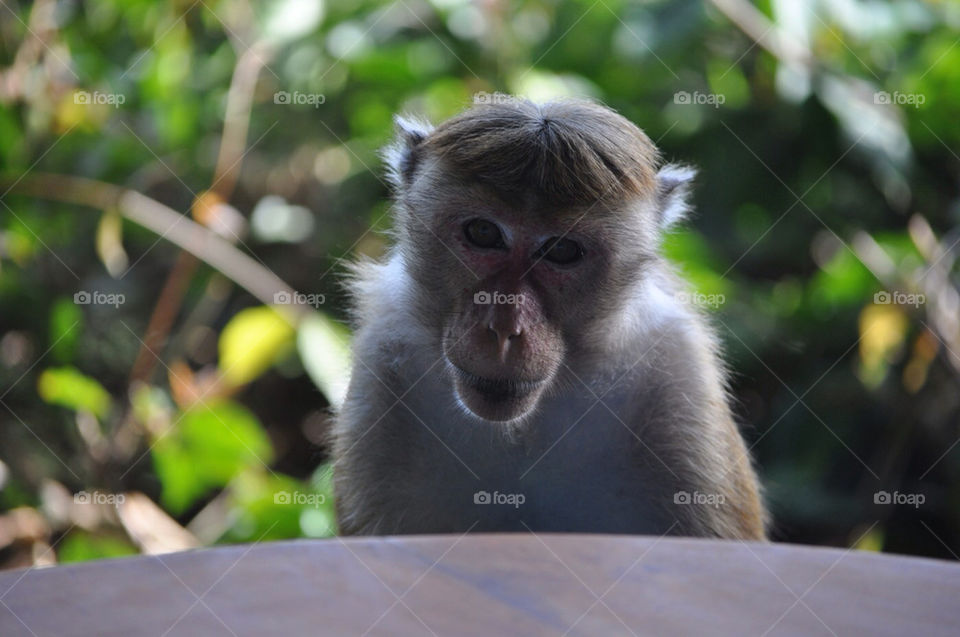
[487,322,522,361]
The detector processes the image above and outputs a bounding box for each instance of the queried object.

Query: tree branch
[2,173,305,325]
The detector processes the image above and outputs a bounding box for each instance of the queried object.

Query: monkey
[331,97,767,540]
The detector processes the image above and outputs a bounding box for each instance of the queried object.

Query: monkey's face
[383,101,684,424]
[403,170,649,423]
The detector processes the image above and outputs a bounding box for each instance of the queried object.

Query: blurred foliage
[1,0,959,568]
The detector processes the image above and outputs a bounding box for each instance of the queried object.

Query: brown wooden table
[0,534,957,636]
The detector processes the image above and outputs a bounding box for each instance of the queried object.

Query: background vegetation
[1,0,958,568]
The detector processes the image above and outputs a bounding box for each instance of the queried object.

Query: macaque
[332,97,767,539]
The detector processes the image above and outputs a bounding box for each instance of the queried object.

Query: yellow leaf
[858,303,908,388]
[95,209,128,277]
[852,525,884,552]
[218,306,295,387]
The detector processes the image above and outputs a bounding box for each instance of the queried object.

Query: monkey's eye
[464,219,505,249]
[538,237,583,265]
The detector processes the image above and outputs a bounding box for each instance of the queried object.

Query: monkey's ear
[383,115,434,192]
[655,164,697,229]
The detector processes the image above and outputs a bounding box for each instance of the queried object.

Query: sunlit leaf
[852,526,884,553]
[181,402,273,481]
[37,366,111,419]
[58,530,138,563]
[808,249,875,311]
[152,400,274,513]
[297,312,351,409]
[218,306,296,387]
[95,209,128,277]
[151,439,198,514]
[858,303,908,388]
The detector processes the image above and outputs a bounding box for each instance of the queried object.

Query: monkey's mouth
[449,362,546,422]
[453,367,544,399]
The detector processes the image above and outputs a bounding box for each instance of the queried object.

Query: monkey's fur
[332,98,767,539]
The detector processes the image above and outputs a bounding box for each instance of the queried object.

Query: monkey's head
[383,97,694,423]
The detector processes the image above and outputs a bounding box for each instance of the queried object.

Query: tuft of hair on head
[655,164,697,229]
[382,97,663,207]
[382,114,434,191]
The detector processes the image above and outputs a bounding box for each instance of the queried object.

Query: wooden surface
[0,534,957,636]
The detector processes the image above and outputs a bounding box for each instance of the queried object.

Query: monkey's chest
[399,410,675,534]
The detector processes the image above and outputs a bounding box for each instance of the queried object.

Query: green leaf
[49,299,84,363]
[181,402,273,482]
[218,306,295,386]
[707,60,750,109]
[220,471,328,542]
[58,530,138,564]
[297,312,351,409]
[662,230,732,301]
[2,218,38,263]
[37,366,111,419]
[0,105,24,166]
[151,438,199,514]
[152,400,274,513]
[808,249,875,310]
